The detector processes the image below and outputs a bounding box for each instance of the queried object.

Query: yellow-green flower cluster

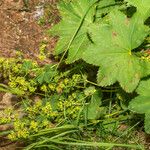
[7,101,56,140]
[0,57,88,142]
[84,86,96,96]
[8,120,29,140]
[0,58,21,78]
[29,120,38,132]
[25,100,43,118]
[38,73,83,95]
[41,84,48,92]
[0,108,13,124]
[8,129,29,141]
[47,74,83,94]
[0,57,84,97]
[42,102,57,118]
[38,42,47,60]
[6,91,85,140]
[141,56,150,61]
[25,100,57,119]
[0,57,39,96]
[57,93,83,120]
[8,118,52,141]
[8,76,37,95]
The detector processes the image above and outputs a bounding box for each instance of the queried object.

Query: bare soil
[0,0,58,64]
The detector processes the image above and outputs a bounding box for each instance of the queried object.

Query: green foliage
[51,0,150,93]
[83,10,150,92]
[129,79,150,133]
[85,87,105,120]
[0,57,146,149]
[125,0,150,20]
[0,57,143,149]
[35,64,57,84]
[50,0,98,62]
[21,60,34,73]
[96,0,126,19]
[50,0,150,136]
[1,0,150,149]
[0,58,38,95]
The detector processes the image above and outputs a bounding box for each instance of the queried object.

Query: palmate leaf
[96,0,126,19]
[50,0,98,63]
[21,60,33,73]
[125,0,150,21]
[87,90,106,120]
[96,0,115,17]
[129,79,150,133]
[83,87,105,120]
[83,10,150,92]
[36,65,57,84]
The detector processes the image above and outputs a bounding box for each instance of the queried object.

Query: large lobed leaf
[96,0,126,19]
[50,0,98,63]
[86,89,106,120]
[129,79,150,133]
[125,0,150,21]
[82,10,150,92]
[51,0,150,92]
[50,0,124,63]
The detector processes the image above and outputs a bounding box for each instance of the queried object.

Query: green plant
[50,0,150,134]
[0,57,144,149]
[0,0,150,149]
[38,41,48,60]
[0,58,38,96]
[51,0,150,92]
[129,79,150,134]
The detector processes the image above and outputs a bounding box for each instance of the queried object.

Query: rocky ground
[0,0,58,63]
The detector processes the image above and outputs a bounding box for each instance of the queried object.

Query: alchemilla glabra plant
[50,0,150,134]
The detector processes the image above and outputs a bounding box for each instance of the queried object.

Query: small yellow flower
[48,84,55,91]
[4,108,13,115]
[42,103,52,114]
[35,100,42,108]
[72,93,76,98]
[8,131,17,141]
[17,128,29,139]
[30,121,38,132]
[58,102,63,110]
[64,78,69,85]
[0,117,11,124]
[38,54,46,60]
[59,82,65,88]
[14,121,25,131]
[42,120,49,127]
[56,86,62,94]
[41,84,47,92]
[13,113,19,121]
[29,86,36,93]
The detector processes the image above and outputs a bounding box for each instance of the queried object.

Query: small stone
[1,93,19,108]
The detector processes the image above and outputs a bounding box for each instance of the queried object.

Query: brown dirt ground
[0,0,58,64]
